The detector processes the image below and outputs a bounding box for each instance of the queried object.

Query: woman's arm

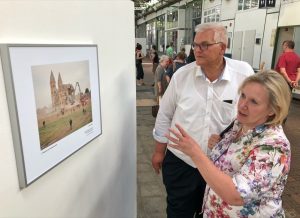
[166,124,244,206]
[157,81,162,95]
[166,75,171,83]
[136,51,144,60]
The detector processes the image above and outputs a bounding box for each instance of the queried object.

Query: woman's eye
[251,99,258,104]
[240,93,245,98]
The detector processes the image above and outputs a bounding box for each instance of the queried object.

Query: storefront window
[238,0,259,10]
[146,20,156,50]
[166,10,178,29]
[185,0,202,44]
[203,5,220,23]
[166,30,178,52]
[136,23,146,38]
[156,15,165,52]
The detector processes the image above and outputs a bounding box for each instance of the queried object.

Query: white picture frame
[0,44,102,188]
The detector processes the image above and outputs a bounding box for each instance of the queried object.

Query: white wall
[221,19,235,54]
[221,0,238,20]
[202,0,221,10]
[260,13,279,70]
[279,1,300,26]
[0,1,136,218]
[234,9,266,68]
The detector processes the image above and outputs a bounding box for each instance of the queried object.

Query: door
[242,30,256,66]
[232,31,243,60]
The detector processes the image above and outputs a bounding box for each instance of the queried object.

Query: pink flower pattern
[202,121,290,217]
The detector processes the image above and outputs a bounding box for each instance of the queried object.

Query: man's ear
[220,43,227,55]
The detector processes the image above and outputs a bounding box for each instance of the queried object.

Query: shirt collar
[195,58,231,82]
[234,120,267,136]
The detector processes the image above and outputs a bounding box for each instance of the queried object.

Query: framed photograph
[0,44,102,188]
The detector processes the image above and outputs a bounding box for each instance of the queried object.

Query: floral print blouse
[202,121,291,218]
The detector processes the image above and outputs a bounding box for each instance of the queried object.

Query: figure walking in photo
[69,119,73,130]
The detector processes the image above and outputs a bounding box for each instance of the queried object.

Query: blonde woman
[167,71,291,217]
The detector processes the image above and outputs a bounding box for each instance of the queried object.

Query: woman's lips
[238,111,247,117]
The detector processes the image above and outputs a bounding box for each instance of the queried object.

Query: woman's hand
[165,124,202,159]
[208,134,221,149]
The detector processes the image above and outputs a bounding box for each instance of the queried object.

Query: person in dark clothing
[136,43,145,86]
[186,46,196,63]
[166,51,186,83]
[151,45,159,86]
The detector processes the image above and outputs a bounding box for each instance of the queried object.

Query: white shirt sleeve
[153,76,177,143]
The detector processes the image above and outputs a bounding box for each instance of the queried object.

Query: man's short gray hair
[195,23,228,45]
[159,55,169,63]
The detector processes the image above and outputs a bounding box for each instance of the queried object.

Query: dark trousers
[283,83,293,125]
[136,63,144,80]
[162,150,206,218]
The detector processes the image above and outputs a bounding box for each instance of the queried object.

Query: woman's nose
[239,99,248,109]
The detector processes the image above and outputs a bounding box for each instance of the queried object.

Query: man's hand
[291,80,299,88]
[152,151,165,174]
[152,142,167,174]
[208,134,221,149]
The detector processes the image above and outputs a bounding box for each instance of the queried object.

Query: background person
[186,45,196,63]
[166,71,291,217]
[152,22,254,218]
[150,45,159,86]
[166,51,186,83]
[275,40,300,89]
[136,43,145,86]
[275,40,300,124]
[155,55,169,101]
[166,42,174,58]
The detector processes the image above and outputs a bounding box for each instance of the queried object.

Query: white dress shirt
[153,57,254,167]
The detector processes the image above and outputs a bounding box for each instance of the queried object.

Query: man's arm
[157,81,162,95]
[152,141,167,174]
[152,76,178,173]
[279,67,292,86]
[294,68,300,87]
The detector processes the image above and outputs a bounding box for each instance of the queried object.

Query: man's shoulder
[174,62,195,74]
[225,57,254,76]
[171,62,195,81]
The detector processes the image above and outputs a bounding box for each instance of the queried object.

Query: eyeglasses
[191,42,222,51]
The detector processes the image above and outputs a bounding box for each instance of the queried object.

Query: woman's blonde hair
[238,70,291,126]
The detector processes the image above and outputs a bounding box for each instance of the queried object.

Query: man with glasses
[152,23,254,218]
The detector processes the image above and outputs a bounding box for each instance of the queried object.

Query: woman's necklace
[241,127,248,135]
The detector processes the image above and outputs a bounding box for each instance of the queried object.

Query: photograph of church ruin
[32,60,92,150]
